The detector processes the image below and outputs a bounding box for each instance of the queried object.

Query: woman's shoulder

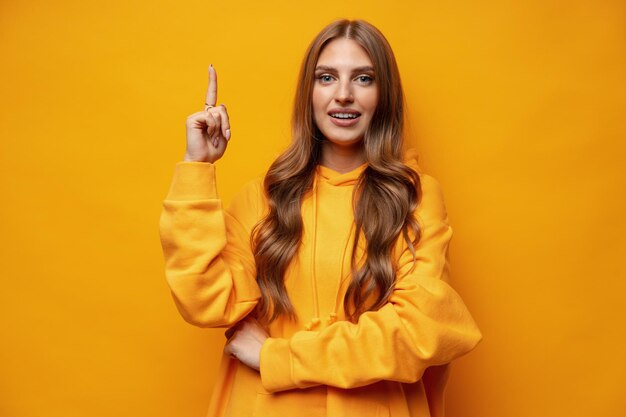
[226,174,267,225]
[403,148,448,218]
[403,148,440,187]
[403,147,422,174]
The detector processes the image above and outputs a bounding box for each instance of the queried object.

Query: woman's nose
[334,80,354,103]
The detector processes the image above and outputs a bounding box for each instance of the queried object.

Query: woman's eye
[316,74,373,84]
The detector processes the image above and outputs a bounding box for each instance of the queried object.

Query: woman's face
[312,38,378,148]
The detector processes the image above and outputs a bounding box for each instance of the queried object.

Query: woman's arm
[158,161,262,328]
[258,174,482,392]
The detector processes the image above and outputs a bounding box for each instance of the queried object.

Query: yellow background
[1,0,624,416]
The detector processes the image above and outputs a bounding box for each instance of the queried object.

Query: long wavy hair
[251,19,422,325]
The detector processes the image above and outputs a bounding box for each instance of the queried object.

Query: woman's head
[312,37,379,150]
[293,19,405,163]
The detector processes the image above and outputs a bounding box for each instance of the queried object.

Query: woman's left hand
[223,317,269,371]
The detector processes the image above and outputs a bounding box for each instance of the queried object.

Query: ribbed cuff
[165,161,218,200]
[260,337,296,392]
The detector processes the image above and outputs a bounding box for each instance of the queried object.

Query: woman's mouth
[328,111,361,127]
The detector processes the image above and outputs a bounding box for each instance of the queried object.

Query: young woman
[159,19,482,417]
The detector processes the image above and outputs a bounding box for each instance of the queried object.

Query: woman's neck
[320,142,366,174]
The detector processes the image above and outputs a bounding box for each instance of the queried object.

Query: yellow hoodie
[159,150,482,417]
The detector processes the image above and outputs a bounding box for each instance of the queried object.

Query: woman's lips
[329,114,361,127]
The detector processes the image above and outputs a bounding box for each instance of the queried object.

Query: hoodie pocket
[325,382,395,417]
[253,386,326,417]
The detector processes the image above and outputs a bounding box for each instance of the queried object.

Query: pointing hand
[183,65,231,163]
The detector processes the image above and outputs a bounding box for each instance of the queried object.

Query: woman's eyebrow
[315,65,375,73]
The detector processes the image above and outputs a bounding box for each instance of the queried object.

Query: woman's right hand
[184,65,231,163]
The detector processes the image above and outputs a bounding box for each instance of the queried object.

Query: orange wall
[1,1,624,416]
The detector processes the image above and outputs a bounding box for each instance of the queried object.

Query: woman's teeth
[330,113,359,119]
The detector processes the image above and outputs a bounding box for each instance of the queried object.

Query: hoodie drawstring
[304,168,356,331]
[305,174,321,331]
[328,222,354,325]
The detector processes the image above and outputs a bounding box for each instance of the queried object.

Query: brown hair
[251,19,422,325]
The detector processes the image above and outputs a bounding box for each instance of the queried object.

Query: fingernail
[225,129,231,140]
[209,64,213,70]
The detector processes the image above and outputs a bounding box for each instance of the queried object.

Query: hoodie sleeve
[259,174,482,392]
[158,161,262,328]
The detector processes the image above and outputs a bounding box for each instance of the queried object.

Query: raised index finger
[205,65,218,107]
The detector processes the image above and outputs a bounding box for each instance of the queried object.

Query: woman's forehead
[316,38,373,69]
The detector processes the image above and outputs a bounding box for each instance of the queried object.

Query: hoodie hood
[303,165,357,331]
[303,149,422,332]
[315,162,367,186]
[315,148,421,185]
